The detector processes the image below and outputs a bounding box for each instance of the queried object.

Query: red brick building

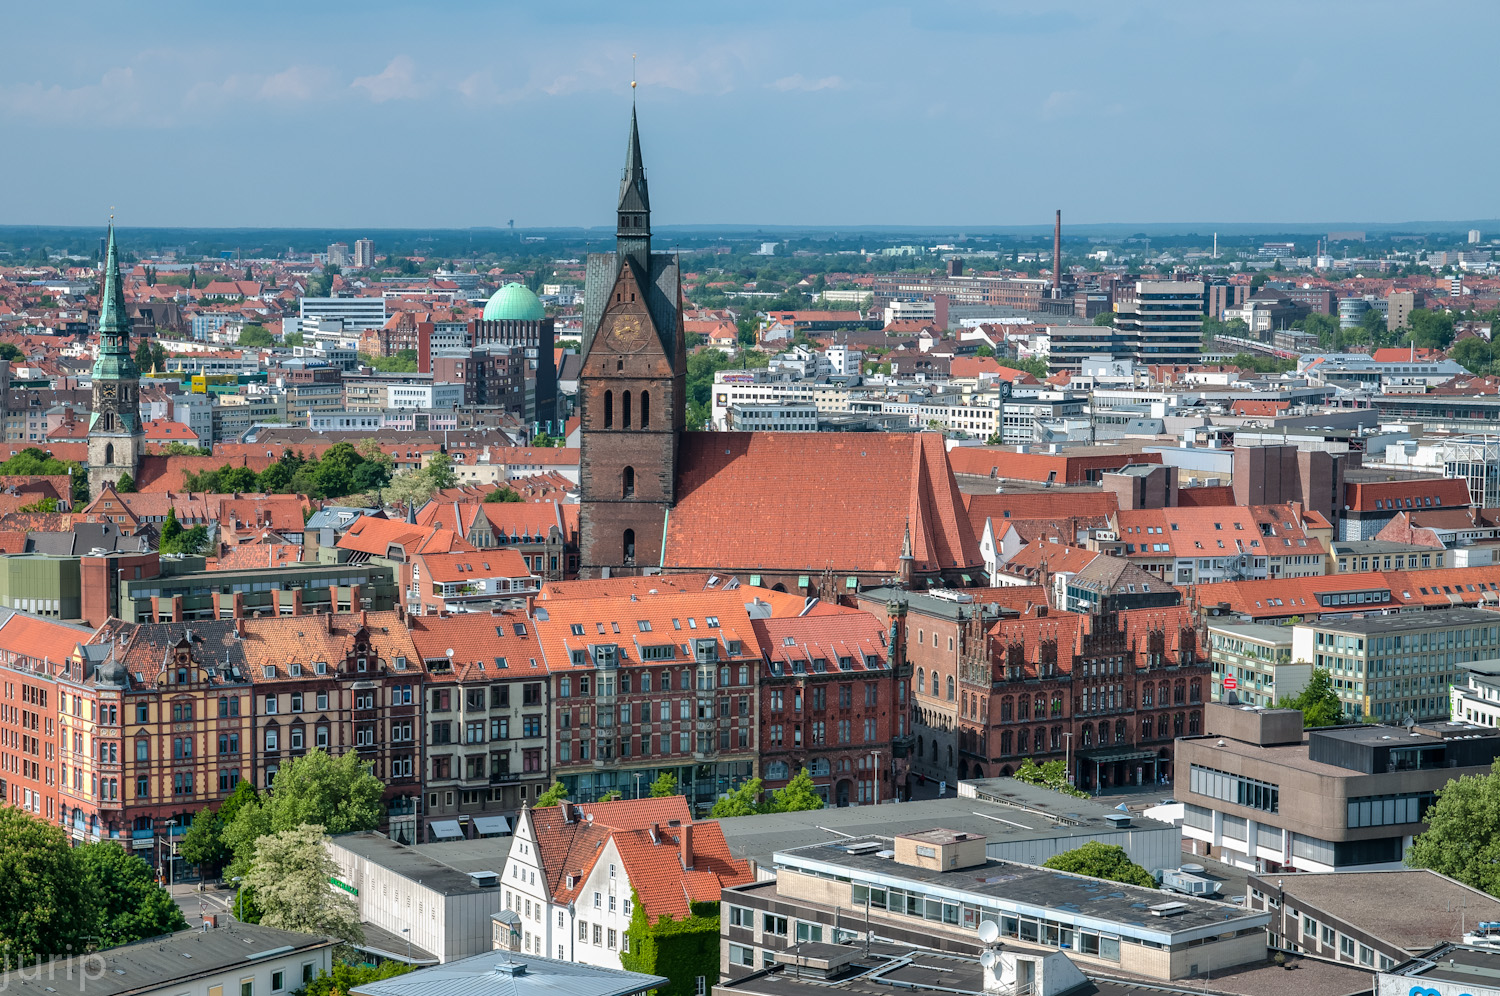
[749,610,909,806]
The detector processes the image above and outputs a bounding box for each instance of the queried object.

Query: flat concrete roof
[718,788,1174,870]
[331,831,507,896]
[774,834,1264,941]
[1252,869,1500,954]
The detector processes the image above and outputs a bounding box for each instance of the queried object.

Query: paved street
[167,883,240,924]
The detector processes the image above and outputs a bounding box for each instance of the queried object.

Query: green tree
[1011,757,1087,798]
[134,340,155,370]
[224,749,382,875]
[283,331,305,347]
[1407,760,1500,893]
[1092,311,1117,327]
[115,471,135,493]
[157,441,211,456]
[484,486,523,503]
[1295,312,1340,348]
[767,768,824,813]
[1409,308,1456,350]
[1452,336,1499,375]
[76,842,189,945]
[16,497,58,513]
[598,790,624,802]
[159,507,182,548]
[975,343,995,357]
[247,825,362,943]
[381,454,456,508]
[709,778,763,818]
[0,343,21,362]
[620,889,721,996]
[649,772,678,798]
[1042,841,1156,887]
[535,781,568,807]
[0,808,97,955]
[1276,667,1345,727]
[180,807,230,878]
[301,961,412,996]
[159,506,208,555]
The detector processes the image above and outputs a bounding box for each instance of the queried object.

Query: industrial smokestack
[1052,209,1062,298]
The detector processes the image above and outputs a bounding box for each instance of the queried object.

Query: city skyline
[6,0,1500,229]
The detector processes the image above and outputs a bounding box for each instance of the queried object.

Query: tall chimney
[680,822,695,871]
[1052,209,1063,298]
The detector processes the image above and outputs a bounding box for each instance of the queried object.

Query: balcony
[489,771,523,784]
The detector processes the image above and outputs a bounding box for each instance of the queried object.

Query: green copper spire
[90,222,142,425]
[97,222,133,354]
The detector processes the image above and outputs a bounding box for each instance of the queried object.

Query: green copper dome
[482,282,545,322]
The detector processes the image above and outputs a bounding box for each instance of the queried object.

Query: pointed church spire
[98,221,132,353]
[616,105,651,274]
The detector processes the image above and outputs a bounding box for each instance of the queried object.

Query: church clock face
[608,315,648,352]
[100,383,116,400]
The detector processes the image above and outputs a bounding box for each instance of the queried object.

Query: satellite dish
[978,920,1000,945]
[980,950,998,969]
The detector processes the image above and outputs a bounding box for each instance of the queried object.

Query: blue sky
[5,1,1495,229]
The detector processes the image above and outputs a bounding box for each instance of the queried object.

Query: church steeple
[97,222,135,358]
[88,221,144,498]
[616,106,651,274]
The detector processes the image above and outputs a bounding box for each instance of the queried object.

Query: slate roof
[347,949,664,996]
[0,922,336,996]
[666,432,981,576]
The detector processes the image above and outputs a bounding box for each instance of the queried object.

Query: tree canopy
[159,507,209,555]
[0,447,87,503]
[1407,761,1500,894]
[1013,757,1087,798]
[1042,842,1156,888]
[77,842,190,946]
[0,810,185,955]
[381,453,457,509]
[535,781,568,808]
[247,825,362,942]
[709,778,763,818]
[224,748,383,875]
[710,769,826,818]
[238,325,275,348]
[649,772,679,798]
[183,444,392,500]
[1276,667,1345,727]
[484,486,523,503]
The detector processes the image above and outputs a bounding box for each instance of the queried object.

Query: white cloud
[259,65,335,101]
[0,67,142,123]
[352,55,427,102]
[1040,89,1083,119]
[771,73,846,92]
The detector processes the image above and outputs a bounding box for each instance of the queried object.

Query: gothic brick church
[578,110,984,590]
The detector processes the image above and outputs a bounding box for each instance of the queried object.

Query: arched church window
[622,466,635,499]
[105,442,114,465]
[622,391,632,429]
[604,391,613,429]
[623,529,636,565]
[640,391,650,429]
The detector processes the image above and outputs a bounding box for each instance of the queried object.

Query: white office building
[300,296,388,330]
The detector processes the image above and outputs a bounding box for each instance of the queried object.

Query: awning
[473,815,511,837]
[1077,746,1160,765]
[845,577,858,589]
[428,820,463,841]
[749,574,761,587]
[798,575,810,588]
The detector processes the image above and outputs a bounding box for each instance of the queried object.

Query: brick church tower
[577,107,687,577]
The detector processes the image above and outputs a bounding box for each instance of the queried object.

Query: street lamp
[160,819,178,889]
[1062,733,1074,786]
[401,927,411,964]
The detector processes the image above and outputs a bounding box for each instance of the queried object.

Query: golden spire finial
[631,54,637,100]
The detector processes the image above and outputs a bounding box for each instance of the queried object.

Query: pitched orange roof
[527,798,693,904]
[1345,478,1471,513]
[666,432,981,576]
[418,548,530,583]
[336,516,476,558]
[407,609,543,676]
[0,611,88,666]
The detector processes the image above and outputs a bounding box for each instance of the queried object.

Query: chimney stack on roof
[1053,209,1063,297]
[680,822,695,871]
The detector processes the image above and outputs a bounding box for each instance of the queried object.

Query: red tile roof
[666,432,982,576]
[0,611,88,666]
[1345,478,1471,513]
[336,517,476,558]
[526,798,693,905]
